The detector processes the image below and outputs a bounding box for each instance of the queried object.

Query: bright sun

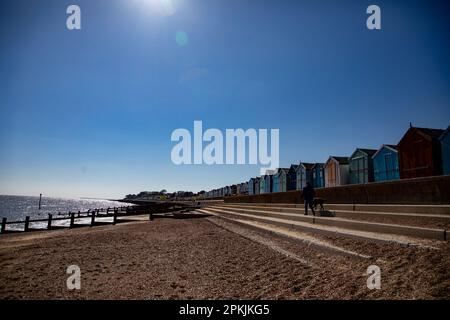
[137,0,177,16]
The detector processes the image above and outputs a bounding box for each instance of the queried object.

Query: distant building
[349,148,377,184]
[325,156,350,187]
[311,163,325,188]
[440,126,450,175]
[372,145,400,182]
[295,162,314,190]
[398,126,444,179]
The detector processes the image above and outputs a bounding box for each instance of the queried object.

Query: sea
[0,195,134,231]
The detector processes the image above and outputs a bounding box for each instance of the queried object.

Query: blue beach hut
[274,168,290,193]
[254,177,261,195]
[272,172,280,193]
[264,174,273,193]
[295,162,314,190]
[259,176,266,194]
[288,165,298,191]
[248,178,256,195]
[349,148,377,184]
[372,145,400,182]
[311,163,325,188]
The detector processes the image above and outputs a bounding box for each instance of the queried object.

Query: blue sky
[0,0,449,198]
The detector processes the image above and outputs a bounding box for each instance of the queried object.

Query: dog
[312,197,326,211]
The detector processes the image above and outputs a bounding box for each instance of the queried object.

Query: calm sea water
[0,195,133,230]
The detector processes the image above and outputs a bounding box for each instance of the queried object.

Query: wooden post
[47,214,52,230]
[77,211,81,217]
[149,212,153,221]
[24,216,30,232]
[90,210,96,227]
[39,193,42,210]
[113,208,118,225]
[1,217,6,233]
[70,212,75,228]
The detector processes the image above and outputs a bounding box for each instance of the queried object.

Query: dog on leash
[312,197,326,211]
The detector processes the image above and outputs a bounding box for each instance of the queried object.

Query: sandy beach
[0,216,449,300]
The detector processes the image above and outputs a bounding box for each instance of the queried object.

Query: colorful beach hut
[372,145,400,182]
[264,174,273,193]
[398,126,444,179]
[288,164,299,191]
[259,176,266,194]
[312,163,325,188]
[248,178,256,195]
[325,156,349,187]
[272,172,279,193]
[273,168,290,193]
[237,182,248,195]
[254,177,261,195]
[243,182,249,195]
[295,162,314,190]
[349,148,377,184]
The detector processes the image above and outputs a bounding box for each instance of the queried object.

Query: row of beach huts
[204,125,450,198]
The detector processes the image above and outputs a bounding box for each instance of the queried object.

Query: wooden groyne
[0,202,201,234]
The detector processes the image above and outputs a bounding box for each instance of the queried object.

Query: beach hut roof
[300,162,315,170]
[351,148,377,159]
[372,144,398,159]
[328,156,349,165]
[276,168,289,175]
[439,126,450,141]
[384,144,398,150]
[399,126,445,144]
[415,127,445,139]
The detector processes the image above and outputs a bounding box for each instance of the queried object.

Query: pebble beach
[0,216,449,299]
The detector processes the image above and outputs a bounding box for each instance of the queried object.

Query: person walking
[302,181,316,216]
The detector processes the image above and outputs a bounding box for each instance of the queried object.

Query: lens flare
[175,31,188,46]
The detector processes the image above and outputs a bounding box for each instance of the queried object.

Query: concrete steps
[215,204,450,229]
[200,204,448,241]
[218,202,450,215]
[197,208,440,250]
